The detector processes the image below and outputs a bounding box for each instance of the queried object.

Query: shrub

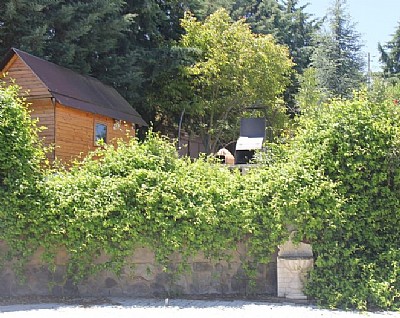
[0,82,46,272]
[20,133,275,282]
[266,94,400,310]
[0,82,44,190]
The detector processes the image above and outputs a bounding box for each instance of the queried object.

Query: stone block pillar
[277,234,313,300]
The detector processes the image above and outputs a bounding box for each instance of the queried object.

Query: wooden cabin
[0,48,147,163]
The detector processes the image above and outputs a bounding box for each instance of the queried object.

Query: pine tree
[311,0,365,98]
[378,22,400,78]
[0,0,56,57]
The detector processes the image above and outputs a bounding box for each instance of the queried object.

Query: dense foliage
[1,82,400,310]
[266,94,400,310]
[173,9,293,153]
[0,128,286,284]
[0,83,44,190]
[0,83,46,273]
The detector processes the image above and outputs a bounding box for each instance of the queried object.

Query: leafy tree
[378,21,400,78]
[176,9,293,153]
[231,0,320,113]
[310,0,365,98]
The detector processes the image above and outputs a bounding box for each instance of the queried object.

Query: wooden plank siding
[54,103,135,163]
[2,52,138,165]
[28,98,56,161]
[2,55,51,98]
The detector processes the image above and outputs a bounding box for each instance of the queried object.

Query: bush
[265,94,400,310]
[0,82,46,272]
[0,82,44,190]
[14,133,282,282]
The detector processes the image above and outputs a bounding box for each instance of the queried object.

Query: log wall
[28,98,56,161]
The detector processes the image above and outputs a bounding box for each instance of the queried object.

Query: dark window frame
[94,122,107,146]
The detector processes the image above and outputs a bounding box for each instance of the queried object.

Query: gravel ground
[0,298,399,318]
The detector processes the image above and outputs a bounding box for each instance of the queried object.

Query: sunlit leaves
[179,9,293,152]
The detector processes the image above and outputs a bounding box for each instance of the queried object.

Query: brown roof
[1,48,147,126]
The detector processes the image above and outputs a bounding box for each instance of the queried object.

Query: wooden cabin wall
[3,53,137,164]
[28,99,56,161]
[3,55,56,161]
[55,103,135,163]
[2,55,51,99]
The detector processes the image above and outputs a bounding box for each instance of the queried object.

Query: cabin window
[95,123,107,145]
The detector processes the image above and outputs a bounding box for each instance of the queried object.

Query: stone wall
[0,242,277,298]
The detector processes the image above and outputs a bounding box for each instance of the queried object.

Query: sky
[298,0,400,71]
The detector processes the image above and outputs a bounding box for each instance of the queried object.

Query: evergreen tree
[0,0,55,57]
[44,0,129,74]
[378,22,400,78]
[310,0,365,98]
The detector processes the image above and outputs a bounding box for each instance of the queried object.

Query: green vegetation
[1,82,400,310]
[0,129,286,283]
[0,83,44,189]
[271,93,400,310]
[1,0,400,312]
[172,9,293,153]
[0,83,46,275]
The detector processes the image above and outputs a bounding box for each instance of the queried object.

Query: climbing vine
[261,93,400,310]
[0,126,285,284]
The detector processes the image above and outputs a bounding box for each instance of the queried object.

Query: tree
[176,9,293,153]
[232,0,316,71]
[0,0,54,57]
[310,0,365,98]
[0,0,193,126]
[230,0,320,114]
[378,21,400,78]
[0,0,129,73]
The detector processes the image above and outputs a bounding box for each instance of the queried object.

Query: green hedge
[0,128,285,283]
